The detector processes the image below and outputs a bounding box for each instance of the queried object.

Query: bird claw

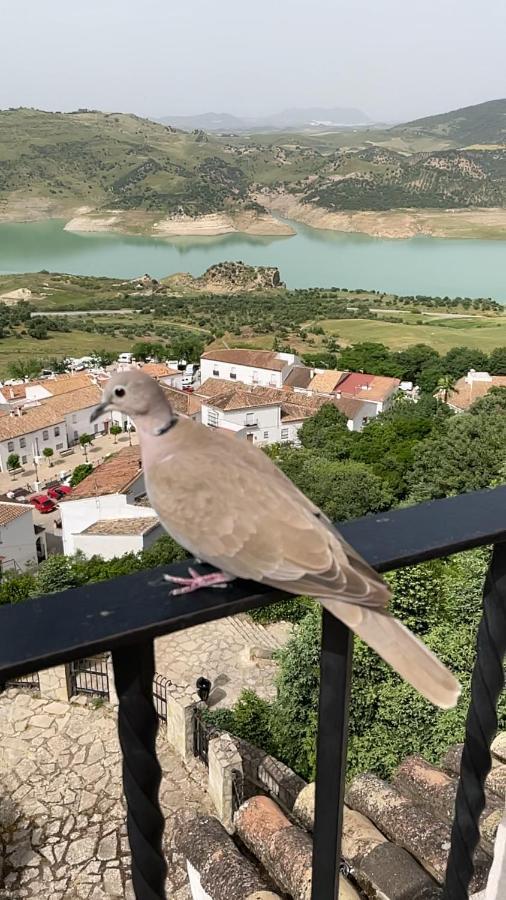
[163,569,235,596]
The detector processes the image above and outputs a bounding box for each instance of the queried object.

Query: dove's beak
[90,401,109,423]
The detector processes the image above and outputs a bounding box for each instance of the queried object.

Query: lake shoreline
[260,193,506,240]
[2,194,506,240]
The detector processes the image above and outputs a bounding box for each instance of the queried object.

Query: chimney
[16,407,23,417]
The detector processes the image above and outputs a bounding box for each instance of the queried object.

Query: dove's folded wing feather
[145,443,389,609]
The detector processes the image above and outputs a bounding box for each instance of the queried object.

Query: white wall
[201,402,283,445]
[73,522,163,560]
[0,506,37,572]
[60,474,147,555]
[201,358,291,388]
[65,404,110,444]
[0,420,67,472]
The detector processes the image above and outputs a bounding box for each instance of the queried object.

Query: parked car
[46,485,72,501]
[29,494,56,514]
[5,487,30,502]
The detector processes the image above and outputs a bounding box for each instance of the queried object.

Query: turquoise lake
[1,218,506,300]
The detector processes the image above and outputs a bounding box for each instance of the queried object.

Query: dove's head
[90,370,175,434]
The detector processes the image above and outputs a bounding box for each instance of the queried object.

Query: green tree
[79,433,93,461]
[338,342,401,378]
[293,457,393,521]
[92,349,117,367]
[299,404,354,460]
[442,347,489,379]
[488,347,506,375]
[407,410,506,502]
[0,572,36,606]
[436,374,456,404]
[42,447,54,466]
[6,453,20,472]
[70,463,93,487]
[36,555,81,594]
[110,424,122,444]
[7,359,43,380]
[396,344,441,383]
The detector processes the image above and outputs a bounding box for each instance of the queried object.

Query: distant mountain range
[158,107,372,133]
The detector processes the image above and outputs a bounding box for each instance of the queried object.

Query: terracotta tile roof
[139,363,180,379]
[68,447,142,500]
[0,502,33,526]
[339,373,400,403]
[307,370,347,394]
[201,349,287,371]
[0,385,102,442]
[446,375,506,410]
[283,366,313,389]
[334,396,366,420]
[0,374,101,402]
[80,516,159,536]
[161,386,203,417]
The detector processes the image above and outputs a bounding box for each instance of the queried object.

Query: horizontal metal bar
[1,486,505,680]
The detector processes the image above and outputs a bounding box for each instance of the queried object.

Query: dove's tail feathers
[325,599,461,709]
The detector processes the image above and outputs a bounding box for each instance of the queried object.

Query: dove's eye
[114,387,126,398]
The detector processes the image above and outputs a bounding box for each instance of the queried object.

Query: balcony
[0,486,506,899]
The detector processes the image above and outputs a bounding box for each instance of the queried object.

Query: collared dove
[91,370,460,709]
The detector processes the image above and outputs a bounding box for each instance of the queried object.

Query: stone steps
[225,614,285,652]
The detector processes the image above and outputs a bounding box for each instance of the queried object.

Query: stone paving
[0,690,212,899]
[155,614,291,707]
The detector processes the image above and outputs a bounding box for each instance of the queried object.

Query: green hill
[391,98,506,147]
[1,104,506,224]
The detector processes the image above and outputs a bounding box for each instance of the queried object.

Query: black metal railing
[2,671,40,692]
[193,707,219,766]
[69,655,110,698]
[0,485,506,900]
[152,673,171,723]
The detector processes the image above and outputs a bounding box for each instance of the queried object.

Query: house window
[21,455,27,465]
[213,368,220,377]
[245,412,257,426]
[19,437,26,449]
[207,409,219,427]
[281,428,289,441]
[263,431,269,439]
[230,368,237,380]
[252,370,259,383]
[269,375,277,386]
[54,426,60,437]
[73,430,78,441]
[42,430,49,441]
[56,443,64,451]
[7,441,14,453]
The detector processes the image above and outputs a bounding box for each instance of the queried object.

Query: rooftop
[201,348,287,371]
[138,363,180,379]
[447,374,506,410]
[283,364,313,390]
[0,385,102,441]
[161,386,203,417]
[339,373,401,403]
[80,516,159,536]
[0,501,33,526]
[0,373,102,402]
[307,370,348,394]
[67,446,142,500]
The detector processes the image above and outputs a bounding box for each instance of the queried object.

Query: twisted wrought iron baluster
[112,641,167,900]
[443,542,506,900]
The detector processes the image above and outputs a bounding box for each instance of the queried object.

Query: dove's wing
[144,418,460,709]
[146,440,389,608]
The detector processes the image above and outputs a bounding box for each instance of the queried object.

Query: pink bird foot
[164,567,235,596]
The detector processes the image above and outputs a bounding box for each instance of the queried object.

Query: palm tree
[437,375,457,404]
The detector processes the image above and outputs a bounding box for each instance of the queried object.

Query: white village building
[0,502,39,573]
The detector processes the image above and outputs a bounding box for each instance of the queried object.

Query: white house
[0,503,38,573]
[72,516,163,560]
[59,446,161,558]
[200,349,300,389]
[0,385,108,473]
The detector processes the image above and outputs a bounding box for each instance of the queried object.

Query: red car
[29,494,56,514]
[46,485,72,501]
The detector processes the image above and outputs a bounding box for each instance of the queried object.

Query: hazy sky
[2,0,505,122]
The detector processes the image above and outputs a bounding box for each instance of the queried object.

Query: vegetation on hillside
[2,104,506,219]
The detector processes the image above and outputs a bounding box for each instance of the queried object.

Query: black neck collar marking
[153,414,179,436]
